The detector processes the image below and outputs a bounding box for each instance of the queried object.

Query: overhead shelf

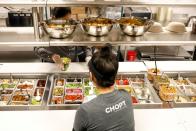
[38,0,196,7]
[0,0,46,7]
[1,27,196,47]
[1,0,196,7]
[49,27,196,46]
[0,27,49,47]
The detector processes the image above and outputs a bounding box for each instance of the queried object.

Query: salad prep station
[0,62,196,111]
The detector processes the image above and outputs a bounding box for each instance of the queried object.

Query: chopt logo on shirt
[105,100,127,114]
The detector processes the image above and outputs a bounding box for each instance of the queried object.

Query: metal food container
[0,74,49,110]
[41,19,77,39]
[30,79,48,106]
[163,73,196,107]
[130,74,162,108]
[153,75,170,90]
[48,75,86,110]
[116,74,162,108]
[80,17,114,36]
[118,17,153,36]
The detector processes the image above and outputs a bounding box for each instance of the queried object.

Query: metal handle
[186,16,196,26]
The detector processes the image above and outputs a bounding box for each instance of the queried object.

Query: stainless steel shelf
[0,27,49,47]
[46,0,196,7]
[1,0,196,7]
[1,27,196,47]
[49,27,196,46]
[0,0,46,7]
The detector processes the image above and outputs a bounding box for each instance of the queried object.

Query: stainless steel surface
[32,7,40,40]
[47,0,196,7]
[80,18,114,36]
[1,0,196,7]
[118,17,153,36]
[0,27,196,46]
[138,46,192,60]
[42,19,77,38]
[0,27,49,47]
[0,0,46,7]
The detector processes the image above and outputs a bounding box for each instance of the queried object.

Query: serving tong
[35,88,41,102]
[119,75,124,85]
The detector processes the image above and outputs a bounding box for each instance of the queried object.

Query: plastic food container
[64,88,83,103]
[147,68,161,81]
[17,79,35,90]
[159,86,177,101]
[51,96,64,104]
[153,75,170,90]
[37,80,46,87]
[52,87,64,96]
[55,79,65,87]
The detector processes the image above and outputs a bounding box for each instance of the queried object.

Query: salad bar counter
[0,72,196,110]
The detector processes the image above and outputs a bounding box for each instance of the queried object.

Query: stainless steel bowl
[118,17,154,36]
[41,19,77,39]
[80,18,114,37]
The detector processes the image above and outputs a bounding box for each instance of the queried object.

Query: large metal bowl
[41,19,77,39]
[80,17,114,37]
[118,17,154,36]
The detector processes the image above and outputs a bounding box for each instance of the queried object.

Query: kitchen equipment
[118,17,153,36]
[8,11,20,27]
[166,22,186,33]
[7,11,33,27]
[80,17,114,36]
[156,7,173,22]
[41,19,77,39]
[137,46,191,61]
[130,7,152,20]
[186,16,196,34]
[127,50,137,61]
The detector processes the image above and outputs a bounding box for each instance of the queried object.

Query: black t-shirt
[73,89,135,131]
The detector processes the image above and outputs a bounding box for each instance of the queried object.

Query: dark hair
[88,44,119,88]
[53,7,71,19]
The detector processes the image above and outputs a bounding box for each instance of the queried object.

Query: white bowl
[166,22,186,33]
[148,22,163,33]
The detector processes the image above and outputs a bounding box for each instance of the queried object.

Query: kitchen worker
[34,7,92,69]
[73,44,135,131]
